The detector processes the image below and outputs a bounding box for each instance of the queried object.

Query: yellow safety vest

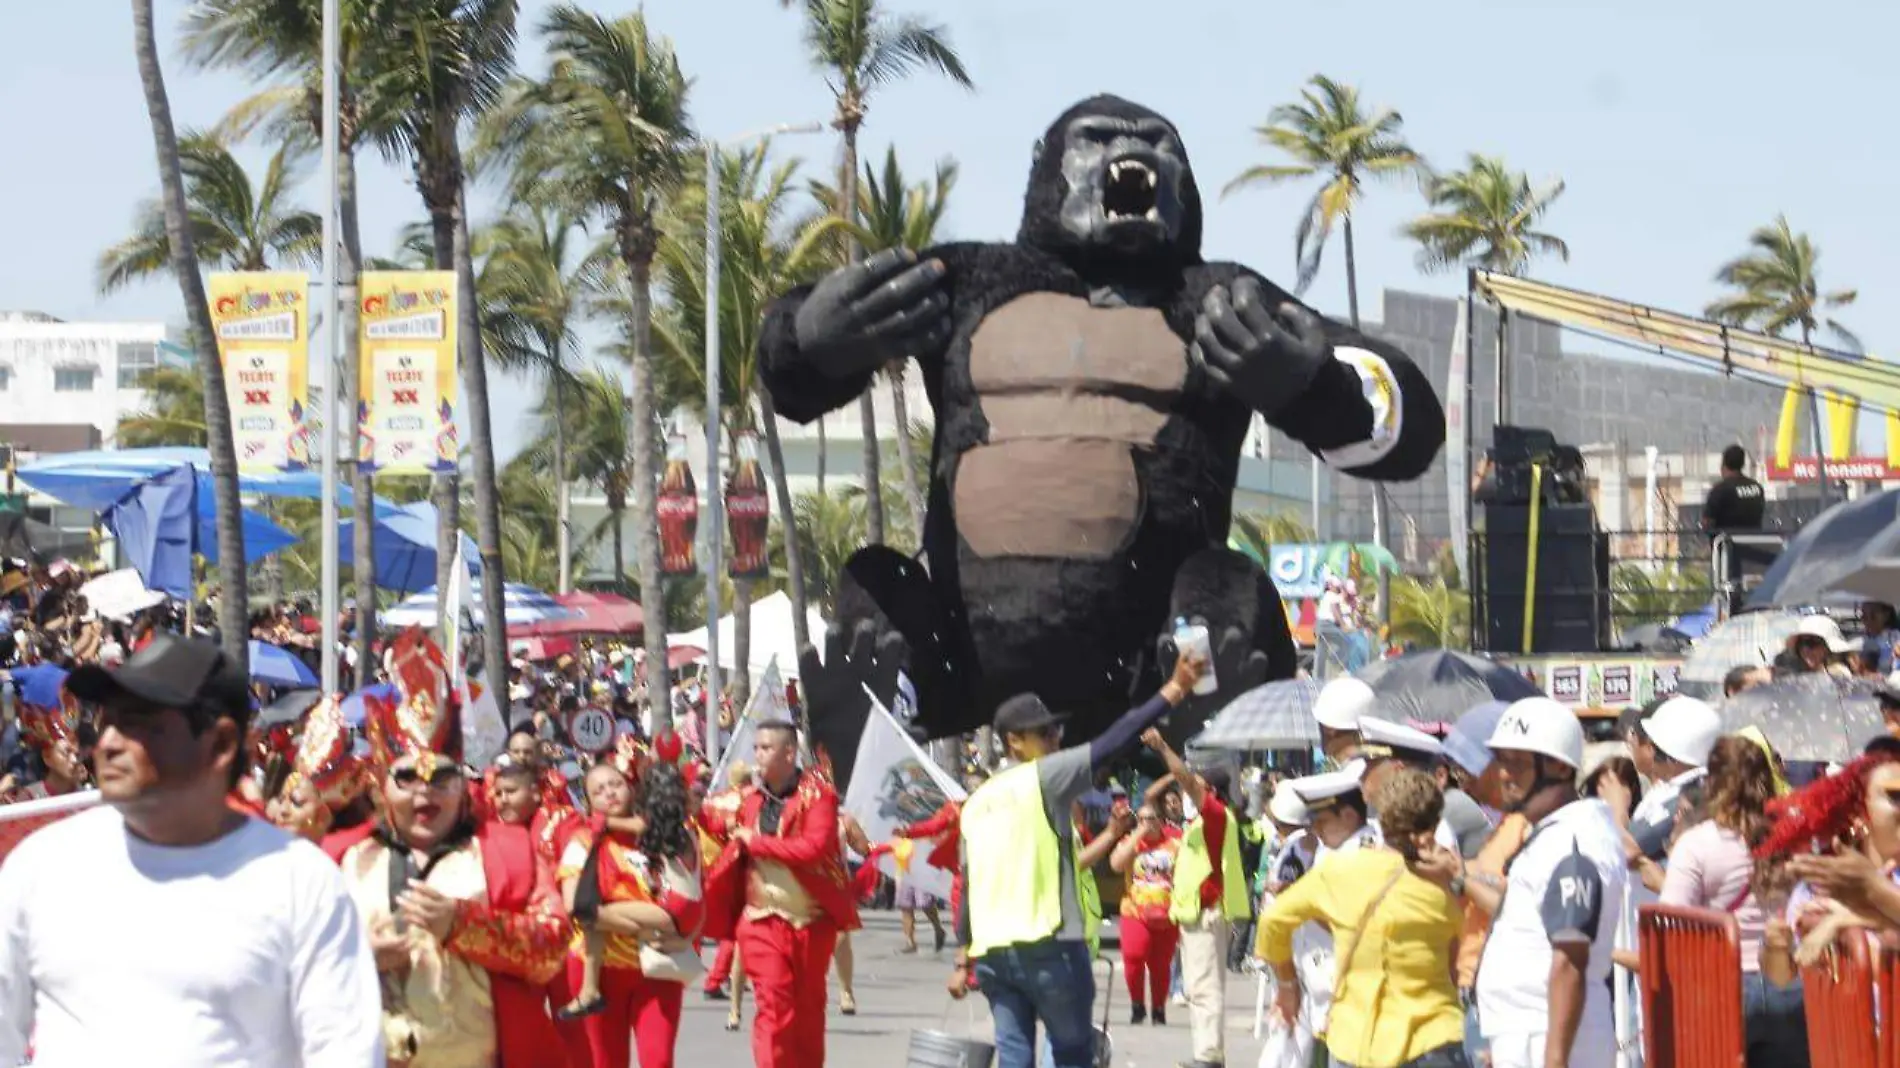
[962,762,1063,957]
[1075,821,1101,959]
[1170,807,1251,924]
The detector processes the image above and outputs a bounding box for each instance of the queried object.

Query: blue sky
[3,0,1896,461]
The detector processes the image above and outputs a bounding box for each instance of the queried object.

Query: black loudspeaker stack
[1481,502,1610,654]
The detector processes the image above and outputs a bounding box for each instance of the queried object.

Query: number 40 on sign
[568,707,617,754]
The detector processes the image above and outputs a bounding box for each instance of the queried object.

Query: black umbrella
[1745,489,1900,608]
[257,688,322,727]
[1718,673,1885,763]
[1355,650,1544,729]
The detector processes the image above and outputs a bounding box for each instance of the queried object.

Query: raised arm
[759,247,952,423]
[1191,267,1444,482]
[1084,654,1205,771]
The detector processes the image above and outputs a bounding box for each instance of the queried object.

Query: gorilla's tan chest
[956,293,1186,559]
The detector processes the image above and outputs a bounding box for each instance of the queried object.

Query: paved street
[677,913,1270,1067]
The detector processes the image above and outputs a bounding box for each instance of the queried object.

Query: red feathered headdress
[364,627,462,777]
[1756,752,1898,859]
[17,691,78,758]
[285,695,363,808]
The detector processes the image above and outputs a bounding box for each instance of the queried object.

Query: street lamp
[317,0,342,693]
[704,121,825,765]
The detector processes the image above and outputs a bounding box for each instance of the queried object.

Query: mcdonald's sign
[1766,384,1900,480]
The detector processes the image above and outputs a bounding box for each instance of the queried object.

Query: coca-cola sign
[727,432,771,580]
[659,432,698,575]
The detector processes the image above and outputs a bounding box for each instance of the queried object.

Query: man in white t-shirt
[1474,697,1628,1068]
[0,635,383,1067]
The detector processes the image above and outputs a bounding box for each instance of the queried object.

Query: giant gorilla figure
[759,95,1444,789]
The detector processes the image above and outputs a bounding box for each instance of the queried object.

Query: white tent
[667,591,826,681]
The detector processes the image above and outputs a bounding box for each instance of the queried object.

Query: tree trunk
[610,500,625,588]
[888,368,925,548]
[731,575,752,712]
[623,256,671,698]
[757,382,811,652]
[553,372,571,594]
[838,127,884,545]
[1342,213,1361,329]
[132,0,247,666]
[452,179,511,712]
[340,134,376,688]
[262,553,284,606]
[816,421,827,495]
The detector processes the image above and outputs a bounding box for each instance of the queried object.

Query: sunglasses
[391,765,461,789]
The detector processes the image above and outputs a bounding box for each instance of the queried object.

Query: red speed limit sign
[567,707,617,753]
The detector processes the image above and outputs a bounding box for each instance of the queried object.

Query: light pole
[317,0,341,694]
[703,121,824,765]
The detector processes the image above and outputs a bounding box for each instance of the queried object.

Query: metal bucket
[907,1029,996,1068]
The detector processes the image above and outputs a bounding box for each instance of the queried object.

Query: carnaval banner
[446,540,507,768]
[726,431,771,580]
[357,271,458,473]
[710,658,785,788]
[208,272,310,471]
[0,789,100,868]
[842,695,966,903]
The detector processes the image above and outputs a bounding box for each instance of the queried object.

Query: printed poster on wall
[208,272,309,471]
[357,271,458,473]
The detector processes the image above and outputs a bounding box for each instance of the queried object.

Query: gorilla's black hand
[1153,625,1272,731]
[797,619,908,793]
[793,248,951,380]
[1191,277,1330,417]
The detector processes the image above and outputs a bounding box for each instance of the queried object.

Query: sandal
[725,1011,742,1032]
[555,994,606,1021]
[839,991,857,1015]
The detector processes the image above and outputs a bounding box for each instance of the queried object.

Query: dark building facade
[1266,289,1789,569]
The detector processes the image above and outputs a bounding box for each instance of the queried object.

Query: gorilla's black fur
[759,95,1444,790]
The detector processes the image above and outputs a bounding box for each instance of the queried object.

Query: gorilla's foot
[1152,547,1299,744]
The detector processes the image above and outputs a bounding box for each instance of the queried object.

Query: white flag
[842,693,967,902]
[449,542,506,767]
[710,658,786,790]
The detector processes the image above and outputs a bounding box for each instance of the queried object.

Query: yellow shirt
[1258,849,1463,1068]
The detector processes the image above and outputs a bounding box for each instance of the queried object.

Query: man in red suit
[703,721,859,1068]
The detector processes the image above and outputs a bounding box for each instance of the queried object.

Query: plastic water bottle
[1173,616,1217,695]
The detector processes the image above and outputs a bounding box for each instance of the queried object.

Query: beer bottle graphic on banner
[726,431,771,579]
[658,431,698,575]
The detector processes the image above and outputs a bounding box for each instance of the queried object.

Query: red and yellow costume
[703,767,861,1068]
[698,779,749,994]
[343,628,571,1068]
[10,688,80,802]
[1117,824,1183,1011]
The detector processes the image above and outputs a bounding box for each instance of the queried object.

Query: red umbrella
[508,590,644,638]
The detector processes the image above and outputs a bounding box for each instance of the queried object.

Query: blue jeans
[1462,998,1486,1065]
[974,940,1096,1068]
[1742,972,1809,1068]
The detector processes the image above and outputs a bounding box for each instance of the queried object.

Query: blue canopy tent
[14,446,376,513]
[340,500,479,594]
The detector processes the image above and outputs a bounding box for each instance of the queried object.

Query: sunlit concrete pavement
[676,912,1269,1066]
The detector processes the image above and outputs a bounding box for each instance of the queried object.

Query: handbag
[639,934,706,984]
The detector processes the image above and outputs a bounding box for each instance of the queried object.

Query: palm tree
[131,0,249,664]
[366,0,519,680]
[182,0,385,686]
[117,366,209,446]
[1223,74,1421,324]
[1387,573,1468,649]
[98,133,321,291]
[1402,154,1569,277]
[782,0,972,548]
[1228,511,1316,566]
[481,5,695,696]
[518,369,638,586]
[810,147,957,541]
[478,206,605,594]
[652,143,841,706]
[1705,216,1860,350]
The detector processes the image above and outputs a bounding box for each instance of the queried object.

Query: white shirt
[1477,797,1629,1061]
[1296,822,1382,1033]
[0,806,384,1067]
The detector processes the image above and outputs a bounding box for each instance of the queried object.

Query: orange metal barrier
[1800,927,1877,1068]
[1638,904,1745,1067]
[1878,939,1900,1068]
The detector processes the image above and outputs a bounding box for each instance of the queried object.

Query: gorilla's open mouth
[1102,157,1160,222]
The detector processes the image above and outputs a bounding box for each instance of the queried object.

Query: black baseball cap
[66,633,251,724]
[993,693,1066,735]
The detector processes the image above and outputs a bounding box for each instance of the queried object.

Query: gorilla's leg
[1152,547,1299,747]
[797,546,960,792]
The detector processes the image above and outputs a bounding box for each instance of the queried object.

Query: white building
[0,312,169,441]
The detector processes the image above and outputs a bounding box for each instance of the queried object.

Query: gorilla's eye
[1103,158,1159,221]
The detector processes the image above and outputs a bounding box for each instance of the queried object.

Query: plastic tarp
[102,467,296,597]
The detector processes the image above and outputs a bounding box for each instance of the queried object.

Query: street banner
[357,271,458,473]
[446,540,506,768]
[726,431,771,579]
[658,431,697,575]
[0,789,100,868]
[710,658,786,787]
[208,272,310,471]
[842,694,966,902]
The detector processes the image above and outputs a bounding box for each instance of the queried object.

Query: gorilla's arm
[757,283,871,423]
[1191,264,1445,482]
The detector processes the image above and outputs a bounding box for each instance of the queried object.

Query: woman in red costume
[264,695,364,846]
[5,683,87,801]
[340,628,571,1068]
[550,758,704,1068]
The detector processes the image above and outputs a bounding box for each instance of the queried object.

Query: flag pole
[317,0,341,694]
